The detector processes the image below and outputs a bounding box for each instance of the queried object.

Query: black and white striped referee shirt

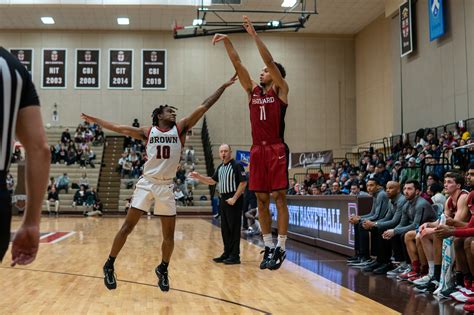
[212,159,247,195]
[0,47,40,174]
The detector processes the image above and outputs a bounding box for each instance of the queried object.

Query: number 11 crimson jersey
[249,85,287,144]
[144,125,183,181]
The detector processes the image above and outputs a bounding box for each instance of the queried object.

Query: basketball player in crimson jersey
[80,74,236,291]
[213,16,289,270]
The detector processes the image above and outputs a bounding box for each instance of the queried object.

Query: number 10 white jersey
[143,125,183,181]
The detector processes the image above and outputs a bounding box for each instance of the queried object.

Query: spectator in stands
[350,183,369,196]
[364,163,376,183]
[185,166,199,191]
[47,176,55,192]
[10,147,22,163]
[287,179,297,195]
[46,186,59,215]
[6,173,14,196]
[374,161,390,188]
[78,173,89,190]
[303,174,315,188]
[185,146,197,166]
[55,173,70,194]
[50,145,58,164]
[72,185,87,209]
[85,198,103,217]
[175,163,186,183]
[310,184,321,195]
[391,161,402,182]
[321,183,330,195]
[85,187,99,210]
[61,128,71,144]
[428,182,446,211]
[331,182,343,195]
[74,127,84,144]
[174,187,186,206]
[121,159,133,179]
[93,126,105,145]
[400,157,420,187]
[66,147,77,166]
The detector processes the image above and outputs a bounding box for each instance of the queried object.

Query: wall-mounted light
[281,0,297,8]
[117,17,130,25]
[41,17,55,25]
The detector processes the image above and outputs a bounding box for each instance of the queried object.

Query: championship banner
[10,48,33,75]
[142,49,166,89]
[429,0,445,41]
[75,49,100,89]
[400,0,414,57]
[235,150,250,167]
[109,49,133,89]
[41,49,66,88]
[290,150,333,169]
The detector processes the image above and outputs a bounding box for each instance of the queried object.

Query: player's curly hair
[151,105,177,126]
[274,62,286,79]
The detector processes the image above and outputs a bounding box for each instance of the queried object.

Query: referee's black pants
[220,193,243,259]
[0,172,12,262]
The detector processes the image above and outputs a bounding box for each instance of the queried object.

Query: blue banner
[235,150,250,166]
[429,0,445,41]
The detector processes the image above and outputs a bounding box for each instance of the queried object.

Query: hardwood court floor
[0,217,398,315]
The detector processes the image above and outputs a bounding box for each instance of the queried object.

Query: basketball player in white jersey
[80,74,236,291]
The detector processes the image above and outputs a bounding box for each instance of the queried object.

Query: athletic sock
[434,264,441,281]
[263,234,274,248]
[428,261,434,277]
[277,235,287,251]
[456,271,464,286]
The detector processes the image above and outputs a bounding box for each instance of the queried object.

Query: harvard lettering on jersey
[0,47,40,173]
[143,125,182,181]
[249,85,287,144]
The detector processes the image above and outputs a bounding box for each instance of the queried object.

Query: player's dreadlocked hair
[151,104,178,126]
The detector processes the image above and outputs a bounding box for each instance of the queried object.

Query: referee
[0,47,50,266]
[191,144,247,264]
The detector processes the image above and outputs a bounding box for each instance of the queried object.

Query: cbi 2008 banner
[75,49,100,89]
[142,49,166,89]
[10,48,33,76]
[290,150,333,168]
[42,49,66,89]
[109,49,133,89]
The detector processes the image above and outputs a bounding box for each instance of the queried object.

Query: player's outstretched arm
[81,113,147,141]
[178,74,237,132]
[242,16,288,93]
[212,34,254,94]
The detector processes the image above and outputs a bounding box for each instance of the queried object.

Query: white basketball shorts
[130,177,176,216]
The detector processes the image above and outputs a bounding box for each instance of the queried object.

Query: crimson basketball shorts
[249,142,289,192]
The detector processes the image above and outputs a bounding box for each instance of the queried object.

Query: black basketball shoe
[155,266,170,292]
[267,247,286,270]
[259,247,274,270]
[103,265,117,290]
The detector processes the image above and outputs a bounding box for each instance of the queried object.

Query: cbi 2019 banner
[142,49,166,89]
